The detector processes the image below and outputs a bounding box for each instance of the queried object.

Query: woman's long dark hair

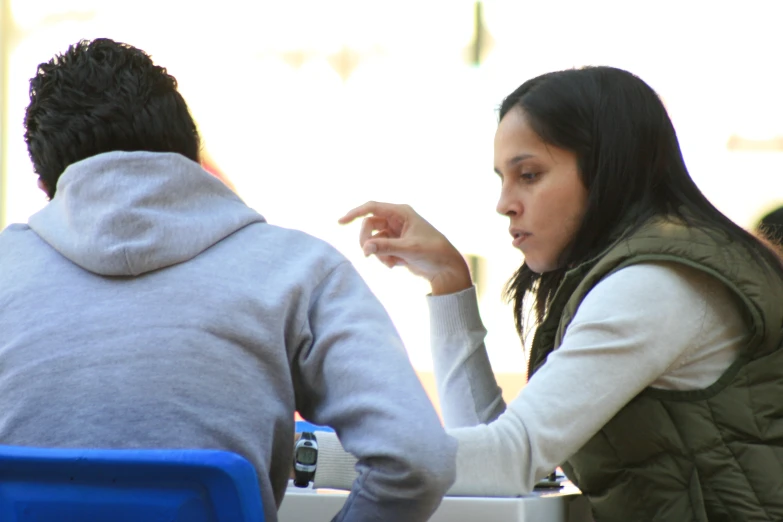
[501,66,783,336]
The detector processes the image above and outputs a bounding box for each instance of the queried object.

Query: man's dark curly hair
[24,38,200,198]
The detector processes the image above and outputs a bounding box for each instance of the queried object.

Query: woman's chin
[524,258,557,274]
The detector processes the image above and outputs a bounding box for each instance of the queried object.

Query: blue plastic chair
[294,420,334,433]
[0,445,264,522]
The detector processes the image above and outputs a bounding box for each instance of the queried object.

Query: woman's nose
[496,187,521,217]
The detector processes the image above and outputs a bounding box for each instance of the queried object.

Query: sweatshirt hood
[29,151,265,276]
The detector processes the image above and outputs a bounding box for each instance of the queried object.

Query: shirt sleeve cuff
[427,285,486,337]
[312,431,358,490]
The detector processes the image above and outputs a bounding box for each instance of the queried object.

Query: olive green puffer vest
[527,218,783,522]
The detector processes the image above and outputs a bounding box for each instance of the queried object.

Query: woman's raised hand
[338,201,472,295]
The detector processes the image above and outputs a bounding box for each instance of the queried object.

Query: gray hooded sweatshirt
[0,151,456,522]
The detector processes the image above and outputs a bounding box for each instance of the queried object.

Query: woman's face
[493,106,588,273]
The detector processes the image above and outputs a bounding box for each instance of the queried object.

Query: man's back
[0,151,456,521]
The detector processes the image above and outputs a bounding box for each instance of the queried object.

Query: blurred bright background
[2,0,782,411]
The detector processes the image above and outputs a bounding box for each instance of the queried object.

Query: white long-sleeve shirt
[314,262,747,496]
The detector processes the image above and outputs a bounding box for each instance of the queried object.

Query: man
[1,38,456,522]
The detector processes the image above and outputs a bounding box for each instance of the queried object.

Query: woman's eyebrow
[494,154,535,175]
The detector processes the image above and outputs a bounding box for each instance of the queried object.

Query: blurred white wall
[2,0,782,380]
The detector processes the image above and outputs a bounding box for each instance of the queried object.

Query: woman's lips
[511,232,531,248]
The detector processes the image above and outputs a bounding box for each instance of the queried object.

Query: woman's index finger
[338,201,404,224]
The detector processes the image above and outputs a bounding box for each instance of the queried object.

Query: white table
[279,482,594,522]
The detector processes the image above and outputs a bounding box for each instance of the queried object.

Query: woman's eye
[520,172,539,182]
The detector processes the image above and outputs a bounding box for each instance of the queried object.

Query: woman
[756,205,783,248]
[315,66,783,521]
